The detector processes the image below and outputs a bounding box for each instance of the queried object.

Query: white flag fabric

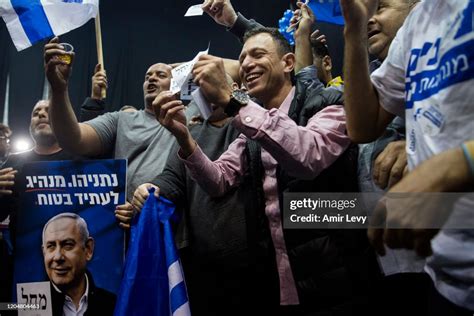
[0,0,99,51]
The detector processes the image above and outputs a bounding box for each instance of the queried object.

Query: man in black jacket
[133,75,281,315]
[42,213,116,316]
[149,25,374,315]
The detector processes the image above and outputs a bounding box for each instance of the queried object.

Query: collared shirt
[180,87,350,305]
[52,274,89,316]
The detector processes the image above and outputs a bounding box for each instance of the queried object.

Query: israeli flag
[309,0,344,26]
[0,0,99,51]
[163,205,191,316]
[114,190,191,316]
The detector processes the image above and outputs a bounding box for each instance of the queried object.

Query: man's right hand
[132,183,160,212]
[44,37,74,93]
[311,30,327,45]
[292,1,315,38]
[340,0,379,31]
[0,168,17,196]
[202,0,238,28]
[91,64,108,100]
[153,91,188,140]
[153,91,197,157]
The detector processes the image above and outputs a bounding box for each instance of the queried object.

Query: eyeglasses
[0,136,10,144]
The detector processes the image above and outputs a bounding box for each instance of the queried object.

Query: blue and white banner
[114,189,191,316]
[309,0,344,26]
[14,159,126,296]
[0,0,99,51]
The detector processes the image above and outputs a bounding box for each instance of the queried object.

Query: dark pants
[373,273,432,316]
[428,283,473,316]
[0,233,14,302]
[373,272,472,316]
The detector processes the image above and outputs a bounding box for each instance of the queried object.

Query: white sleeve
[371,25,409,118]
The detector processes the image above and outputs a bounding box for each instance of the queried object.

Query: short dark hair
[243,27,292,57]
[311,40,331,59]
[0,124,11,138]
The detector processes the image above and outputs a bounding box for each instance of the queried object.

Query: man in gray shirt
[43,37,195,225]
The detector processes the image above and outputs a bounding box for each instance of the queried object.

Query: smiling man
[42,213,116,316]
[153,27,372,315]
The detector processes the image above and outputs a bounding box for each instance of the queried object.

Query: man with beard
[0,100,84,303]
[0,100,83,241]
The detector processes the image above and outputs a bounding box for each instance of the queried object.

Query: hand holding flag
[114,189,191,316]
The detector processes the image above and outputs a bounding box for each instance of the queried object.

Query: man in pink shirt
[136,27,373,314]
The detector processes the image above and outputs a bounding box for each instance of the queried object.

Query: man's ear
[322,55,332,72]
[282,52,296,74]
[85,237,94,261]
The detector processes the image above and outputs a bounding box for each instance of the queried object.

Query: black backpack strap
[244,140,273,257]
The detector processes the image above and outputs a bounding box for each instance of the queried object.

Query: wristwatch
[224,89,250,117]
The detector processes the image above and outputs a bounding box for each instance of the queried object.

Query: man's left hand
[368,146,473,257]
[115,202,134,229]
[193,55,233,108]
[373,140,407,189]
[0,168,17,196]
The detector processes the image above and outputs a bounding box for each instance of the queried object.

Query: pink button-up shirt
[180,87,350,305]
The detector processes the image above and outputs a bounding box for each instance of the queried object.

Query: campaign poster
[13,159,126,302]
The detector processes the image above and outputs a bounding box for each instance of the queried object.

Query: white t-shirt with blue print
[371,0,474,310]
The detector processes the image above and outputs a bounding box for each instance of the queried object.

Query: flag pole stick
[95,10,106,99]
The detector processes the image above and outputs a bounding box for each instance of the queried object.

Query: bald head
[143,63,172,109]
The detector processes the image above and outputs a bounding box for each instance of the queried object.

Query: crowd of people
[0,0,473,315]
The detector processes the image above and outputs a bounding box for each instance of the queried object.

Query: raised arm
[292,1,315,74]
[79,64,108,122]
[152,90,246,197]
[341,0,394,143]
[192,55,350,179]
[234,102,350,179]
[44,37,103,156]
[202,0,263,41]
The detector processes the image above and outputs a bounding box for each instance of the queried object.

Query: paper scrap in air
[170,46,209,94]
[185,4,204,17]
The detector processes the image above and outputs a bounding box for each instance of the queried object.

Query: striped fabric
[163,205,191,316]
[114,190,191,316]
[0,0,98,51]
[308,0,344,26]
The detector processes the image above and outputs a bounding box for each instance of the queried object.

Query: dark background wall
[0,0,344,145]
